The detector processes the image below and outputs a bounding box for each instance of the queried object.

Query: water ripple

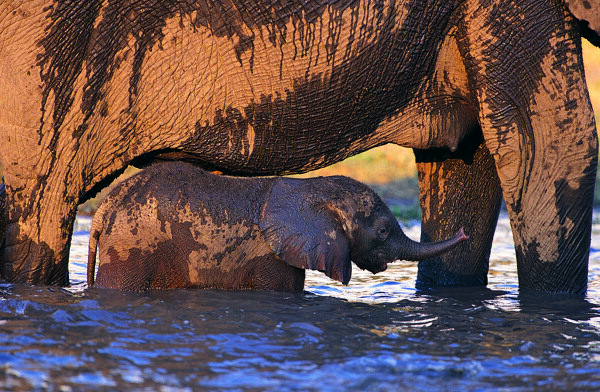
[0,211,598,390]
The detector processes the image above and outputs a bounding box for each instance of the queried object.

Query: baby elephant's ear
[259,180,352,285]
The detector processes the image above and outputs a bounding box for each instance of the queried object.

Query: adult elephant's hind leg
[415,131,502,288]
[0,183,8,251]
[458,1,598,294]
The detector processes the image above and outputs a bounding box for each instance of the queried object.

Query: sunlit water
[1,212,600,390]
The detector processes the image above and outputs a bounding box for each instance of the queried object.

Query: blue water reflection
[0,212,599,390]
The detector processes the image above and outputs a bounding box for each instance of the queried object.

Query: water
[1,213,600,391]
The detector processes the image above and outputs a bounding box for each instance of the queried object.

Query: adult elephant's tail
[87,201,108,287]
[566,0,600,47]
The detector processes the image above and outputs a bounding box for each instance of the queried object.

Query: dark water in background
[1,213,600,391]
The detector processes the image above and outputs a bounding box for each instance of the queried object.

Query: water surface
[1,213,600,390]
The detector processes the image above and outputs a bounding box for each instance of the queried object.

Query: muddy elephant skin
[0,1,598,293]
[87,162,467,292]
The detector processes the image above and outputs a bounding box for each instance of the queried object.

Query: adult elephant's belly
[177,85,384,175]
[122,3,452,175]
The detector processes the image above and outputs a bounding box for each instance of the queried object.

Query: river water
[1,212,600,390]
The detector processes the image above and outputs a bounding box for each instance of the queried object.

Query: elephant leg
[1,174,79,285]
[415,131,502,287]
[0,131,141,285]
[458,1,598,293]
[0,183,7,250]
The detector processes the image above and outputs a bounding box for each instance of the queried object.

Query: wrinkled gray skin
[87,162,467,292]
[0,1,598,294]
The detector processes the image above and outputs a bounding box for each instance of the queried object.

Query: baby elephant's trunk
[399,228,468,261]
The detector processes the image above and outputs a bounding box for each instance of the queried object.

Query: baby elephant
[88,161,467,292]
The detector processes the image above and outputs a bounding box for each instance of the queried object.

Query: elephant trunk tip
[401,227,469,261]
[455,227,469,242]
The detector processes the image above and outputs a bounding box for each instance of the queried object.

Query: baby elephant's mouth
[355,256,388,274]
[373,251,391,273]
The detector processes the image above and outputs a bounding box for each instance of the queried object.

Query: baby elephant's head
[260,176,468,285]
[345,194,467,274]
[322,177,467,275]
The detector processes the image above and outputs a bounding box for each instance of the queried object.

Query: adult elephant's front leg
[415,132,502,287]
[458,1,598,294]
[1,172,78,285]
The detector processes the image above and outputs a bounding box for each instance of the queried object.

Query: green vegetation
[389,203,421,222]
[371,175,421,222]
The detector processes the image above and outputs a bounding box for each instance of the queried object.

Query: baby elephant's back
[120,162,270,215]
[95,161,275,290]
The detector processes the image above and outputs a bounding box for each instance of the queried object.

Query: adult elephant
[0,0,597,293]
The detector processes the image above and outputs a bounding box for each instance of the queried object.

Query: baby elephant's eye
[377,226,388,240]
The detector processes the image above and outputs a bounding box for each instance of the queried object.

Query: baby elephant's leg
[95,242,191,291]
[248,255,305,292]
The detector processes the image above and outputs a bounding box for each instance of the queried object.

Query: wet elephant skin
[87,161,467,292]
[0,1,597,294]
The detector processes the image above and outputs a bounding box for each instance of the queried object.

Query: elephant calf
[87,161,467,292]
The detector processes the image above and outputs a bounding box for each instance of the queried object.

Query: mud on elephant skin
[0,1,598,293]
[87,162,467,292]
